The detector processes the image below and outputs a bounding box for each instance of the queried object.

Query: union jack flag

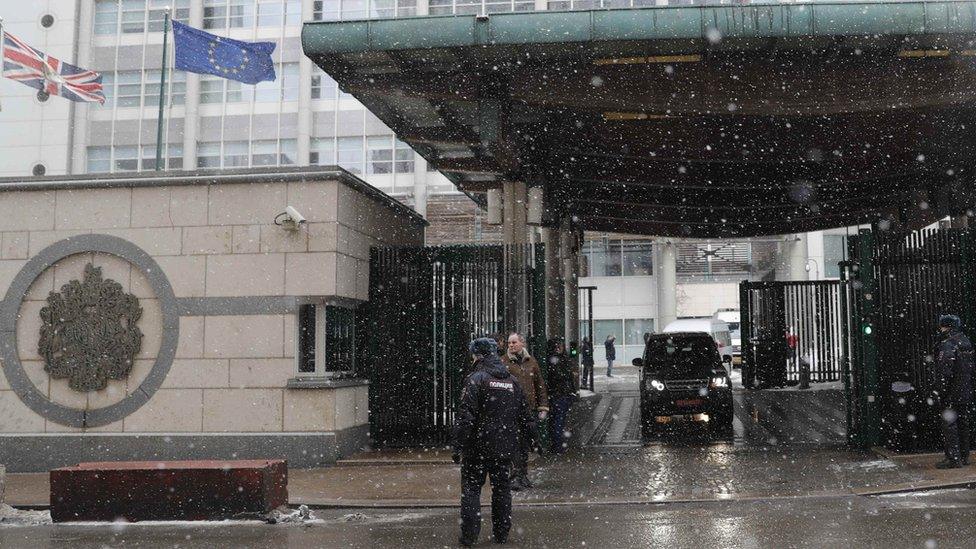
[2,32,104,104]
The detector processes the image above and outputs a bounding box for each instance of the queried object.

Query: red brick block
[50,459,288,522]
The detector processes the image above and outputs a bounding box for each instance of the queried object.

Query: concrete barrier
[50,459,287,522]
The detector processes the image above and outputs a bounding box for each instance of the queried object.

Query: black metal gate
[740,280,845,388]
[365,244,546,447]
[845,228,976,451]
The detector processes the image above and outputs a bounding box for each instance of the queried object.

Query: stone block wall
[0,169,424,470]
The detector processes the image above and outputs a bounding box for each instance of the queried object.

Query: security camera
[275,206,307,231]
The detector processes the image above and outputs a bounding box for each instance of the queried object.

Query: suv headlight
[710,377,729,388]
[648,379,665,391]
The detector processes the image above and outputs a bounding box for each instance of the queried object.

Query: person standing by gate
[580,336,594,390]
[546,338,579,453]
[502,332,548,490]
[453,337,534,546]
[605,334,617,377]
[935,314,974,469]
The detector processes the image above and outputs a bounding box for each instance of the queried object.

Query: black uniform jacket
[453,354,535,460]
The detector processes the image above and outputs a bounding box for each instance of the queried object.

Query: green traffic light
[863,325,873,335]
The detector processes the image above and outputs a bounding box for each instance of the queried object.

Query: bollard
[799,357,811,390]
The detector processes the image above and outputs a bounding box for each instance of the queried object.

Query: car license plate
[676,399,703,407]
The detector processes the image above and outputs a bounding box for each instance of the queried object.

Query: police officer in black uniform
[935,314,974,469]
[453,337,535,546]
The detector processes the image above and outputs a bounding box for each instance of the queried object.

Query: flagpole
[154,8,171,171]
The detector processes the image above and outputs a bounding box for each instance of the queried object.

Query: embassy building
[0,0,871,468]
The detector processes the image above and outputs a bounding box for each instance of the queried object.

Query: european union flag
[172,20,276,84]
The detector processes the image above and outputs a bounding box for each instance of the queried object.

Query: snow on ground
[828,459,898,473]
[0,505,51,527]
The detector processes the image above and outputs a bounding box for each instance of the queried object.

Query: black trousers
[460,453,512,541]
[942,403,971,462]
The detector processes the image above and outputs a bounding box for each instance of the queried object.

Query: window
[200,75,244,104]
[140,145,183,170]
[256,0,300,26]
[116,71,142,108]
[94,0,118,35]
[312,0,339,21]
[337,136,364,174]
[622,240,653,276]
[145,70,187,107]
[367,136,393,174]
[395,140,414,173]
[101,73,115,106]
[296,304,358,377]
[223,141,249,167]
[594,320,622,351]
[430,0,533,15]
[114,146,139,171]
[676,241,753,277]
[204,0,256,29]
[298,304,317,374]
[310,138,335,165]
[253,64,298,103]
[280,139,297,165]
[624,319,655,347]
[311,68,337,100]
[197,142,221,168]
[87,146,111,173]
[824,234,848,279]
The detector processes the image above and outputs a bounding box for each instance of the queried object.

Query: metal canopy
[303,2,976,237]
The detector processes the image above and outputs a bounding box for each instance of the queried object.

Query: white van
[713,309,741,366]
[663,318,734,365]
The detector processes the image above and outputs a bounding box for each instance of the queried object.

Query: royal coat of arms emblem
[38,263,144,393]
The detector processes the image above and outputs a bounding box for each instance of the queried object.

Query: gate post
[856,229,880,448]
[739,281,753,389]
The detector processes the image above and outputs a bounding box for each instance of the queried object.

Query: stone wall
[0,168,425,471]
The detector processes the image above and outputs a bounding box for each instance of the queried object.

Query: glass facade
[581,238,653,277]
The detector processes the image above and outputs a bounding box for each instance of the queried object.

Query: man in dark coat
[605,335,617,377]
[546,338,579,453]
[935,314,974,469]
[453,337,535,546]
[580,337,594,390]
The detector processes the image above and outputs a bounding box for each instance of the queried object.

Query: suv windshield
[644,336,718,379]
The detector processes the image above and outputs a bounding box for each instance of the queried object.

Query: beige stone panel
[52,252,95,291]
[2,232,29,259]
[260,225,308,253]
[49,378,88,409]
[131,255,206,298]
[87,380,128,410]
[84,419,124,433]
[204,315,284,359]
[286,181,338,223]
[355,385,369,426]
[124,389,203,432]
[0,391,45,432]
[183,226,233,255]
[0,191,56,232]
[130,187,173,227]
[336,185,364,228]
[208,183,286,226]
[15,300,45,361]
[92,253,132,292]
[162,359,230,389]
[170,186,210,226]
[0,260,28,298]
[283,314,295,359]
[55,188,131,230]
[28,229,92,257]
[232,225,261,254]
[284,253,336,296]
[126,359,155,395]
[176,316,205,358]
[103,227,183,256]
[334,386,357,431]
[202,388,282,432]
[205,254,285,297]
[136,298,163,359]
[348,228,372,261]
[228,358,293,388]
[307,223,337,252]
[283,389,336,432]
[20,360,49,396]
[336,224,351,257]
[335,253,358,299]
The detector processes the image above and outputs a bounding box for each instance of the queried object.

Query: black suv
[634,332,734,438]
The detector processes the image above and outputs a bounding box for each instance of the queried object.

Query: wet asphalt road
[3,490,976,548]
